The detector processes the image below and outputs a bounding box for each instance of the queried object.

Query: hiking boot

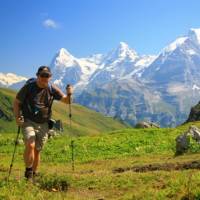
[33,172,40,178]
[24,168,33,180]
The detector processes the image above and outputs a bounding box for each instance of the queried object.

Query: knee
[26,141,35,150]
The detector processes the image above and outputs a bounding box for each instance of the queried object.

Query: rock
[175,125,200,155]
[135,121,160,128]
[185,101,200,123]
[175,133,190,155]
[189,125,200,143]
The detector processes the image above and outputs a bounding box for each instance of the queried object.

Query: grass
[2,87,200,199]
[1,122,200,199]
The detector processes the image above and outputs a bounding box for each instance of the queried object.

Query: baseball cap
[36,66,52,77]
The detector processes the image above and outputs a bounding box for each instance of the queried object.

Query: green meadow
[1,88,200,199]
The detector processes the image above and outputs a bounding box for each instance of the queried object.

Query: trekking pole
[66,84,75,171]
[7,126,21,181]
[70,140,75,171]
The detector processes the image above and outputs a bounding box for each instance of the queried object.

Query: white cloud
[43,19,58,29]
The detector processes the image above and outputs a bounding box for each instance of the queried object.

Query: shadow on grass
[35,173,70,192]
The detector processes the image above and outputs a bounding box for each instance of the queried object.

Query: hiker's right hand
[16,116,24,126]
[66,84,73,96]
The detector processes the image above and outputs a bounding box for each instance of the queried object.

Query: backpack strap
[48,82,53,94]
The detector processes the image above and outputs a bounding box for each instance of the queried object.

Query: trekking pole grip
[66,84,72,101]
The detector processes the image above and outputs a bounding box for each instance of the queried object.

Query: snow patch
[192,84,200,90]
[187,49,197,55]
[155,67,160,71]
[122,55,157,79]
[135,55,157,67]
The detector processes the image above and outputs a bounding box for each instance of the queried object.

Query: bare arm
[13,98,24,126]
[13,98,21,119]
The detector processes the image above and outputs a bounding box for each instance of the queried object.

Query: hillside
[1,122,200,199]
[0,88,127,134]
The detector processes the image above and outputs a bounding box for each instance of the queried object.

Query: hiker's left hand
[16,116,24,127]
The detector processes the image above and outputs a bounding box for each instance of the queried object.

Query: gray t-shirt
[16,81,64,123]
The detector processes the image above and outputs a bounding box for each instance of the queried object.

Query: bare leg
[32,148,40,173]
[24,140,35,168]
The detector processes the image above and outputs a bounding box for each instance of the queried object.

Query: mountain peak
[160,28,200,56]
[106,42,138,62]
[53,48,76,67]
[188,28,200,44]
[57,48,74,58]
[118,41,129,49]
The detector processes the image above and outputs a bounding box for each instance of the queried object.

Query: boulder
[135,121,160,129]
[175,125,200,155]
[189,125,200,143]
[175,133,190,155]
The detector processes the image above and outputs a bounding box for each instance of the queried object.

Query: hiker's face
[38,74,51,87]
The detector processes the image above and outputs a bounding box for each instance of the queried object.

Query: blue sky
[1,0,200,77]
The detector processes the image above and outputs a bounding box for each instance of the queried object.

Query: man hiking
[13,66,72,180]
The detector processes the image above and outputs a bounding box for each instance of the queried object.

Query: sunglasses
[39,73,51,78]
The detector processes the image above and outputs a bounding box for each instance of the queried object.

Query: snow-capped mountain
[50,48,103,93]
[0,73,27,88]
[76,28,200,127]
[2,28,200,127]
[142,28,200,85]
[47,29,200,126]
[88,42,139,87]
[140,28,200,116]
[50,42,156,92]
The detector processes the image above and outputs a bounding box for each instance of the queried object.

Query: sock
[26,167,32,171]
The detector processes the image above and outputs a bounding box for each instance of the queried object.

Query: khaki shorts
[22,119,49,151]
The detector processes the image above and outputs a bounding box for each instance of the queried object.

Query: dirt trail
[113,160,200,173]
